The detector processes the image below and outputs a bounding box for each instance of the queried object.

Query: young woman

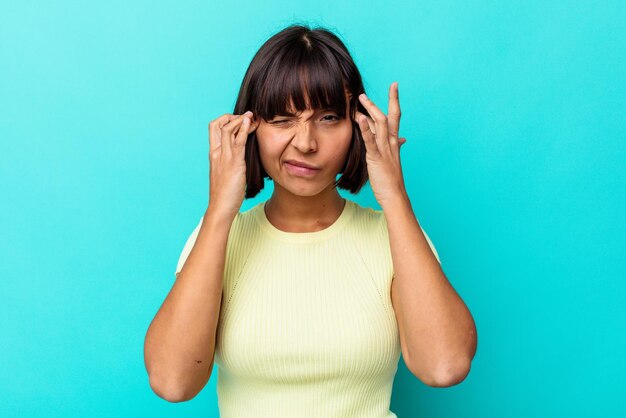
[144,24,477,417]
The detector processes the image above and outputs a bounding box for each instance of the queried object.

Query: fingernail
[244,110,253,117]
[359,94,367,101]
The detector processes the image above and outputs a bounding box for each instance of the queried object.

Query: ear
[248,117,260,133]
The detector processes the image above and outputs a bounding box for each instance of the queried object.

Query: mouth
[284,159,320,169]
[284,161,320,176]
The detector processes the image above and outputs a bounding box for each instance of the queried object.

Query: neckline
[253,198,355,243]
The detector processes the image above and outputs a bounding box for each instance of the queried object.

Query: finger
[355,110,380,157]
[358,93,390,153]
[209,113,234,152]
[221,111,252,156]
[233,114,252,149]
[364,114,376,138]
[388,82,401,144]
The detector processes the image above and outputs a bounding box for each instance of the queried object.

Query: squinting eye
[269,115,339,125]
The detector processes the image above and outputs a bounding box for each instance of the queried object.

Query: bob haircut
[232,24,373,199]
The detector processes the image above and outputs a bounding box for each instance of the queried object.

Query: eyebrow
[275,108,337,117]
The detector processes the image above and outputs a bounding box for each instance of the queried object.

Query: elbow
[429,320,478,387]
[412,319,477,387]
[427,356,473,388]
[144,341,213,402]
[148,371,196,403]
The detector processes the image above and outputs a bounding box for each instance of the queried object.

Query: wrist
[204,205,237,226]
[380,189,411,212]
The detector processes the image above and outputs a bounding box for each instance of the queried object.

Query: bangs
[251,46,350,121]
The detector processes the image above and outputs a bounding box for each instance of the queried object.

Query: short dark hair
[232,24,372,199]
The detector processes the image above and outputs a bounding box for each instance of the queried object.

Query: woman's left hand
[355,82,409,208]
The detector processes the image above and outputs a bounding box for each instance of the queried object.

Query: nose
[289,124,317,153]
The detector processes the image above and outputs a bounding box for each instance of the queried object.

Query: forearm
[144,206,233,401]
[383,193,476,384]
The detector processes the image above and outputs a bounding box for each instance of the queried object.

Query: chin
[277,178,338,198]
[283,185,325,197]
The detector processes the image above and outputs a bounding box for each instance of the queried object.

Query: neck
[264,189,346,233]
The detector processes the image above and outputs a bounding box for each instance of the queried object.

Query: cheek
[256,137,285,173]
[335,122,354,153]
[257,142,278,168]
[256,126,290,150]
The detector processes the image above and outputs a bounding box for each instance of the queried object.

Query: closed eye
[269,114,340,125]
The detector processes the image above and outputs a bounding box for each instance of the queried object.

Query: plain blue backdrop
[1,1,624,417]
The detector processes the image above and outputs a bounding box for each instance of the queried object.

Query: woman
[144,24,477,417]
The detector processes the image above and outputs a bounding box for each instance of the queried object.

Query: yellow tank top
[175,198,440,417]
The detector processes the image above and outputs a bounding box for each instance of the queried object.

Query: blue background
[1,1,624,417]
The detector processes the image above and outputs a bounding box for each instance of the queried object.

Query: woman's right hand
[207,110,257,220]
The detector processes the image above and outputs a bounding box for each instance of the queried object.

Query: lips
[284,159,320,170]
[284,161,319,176]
